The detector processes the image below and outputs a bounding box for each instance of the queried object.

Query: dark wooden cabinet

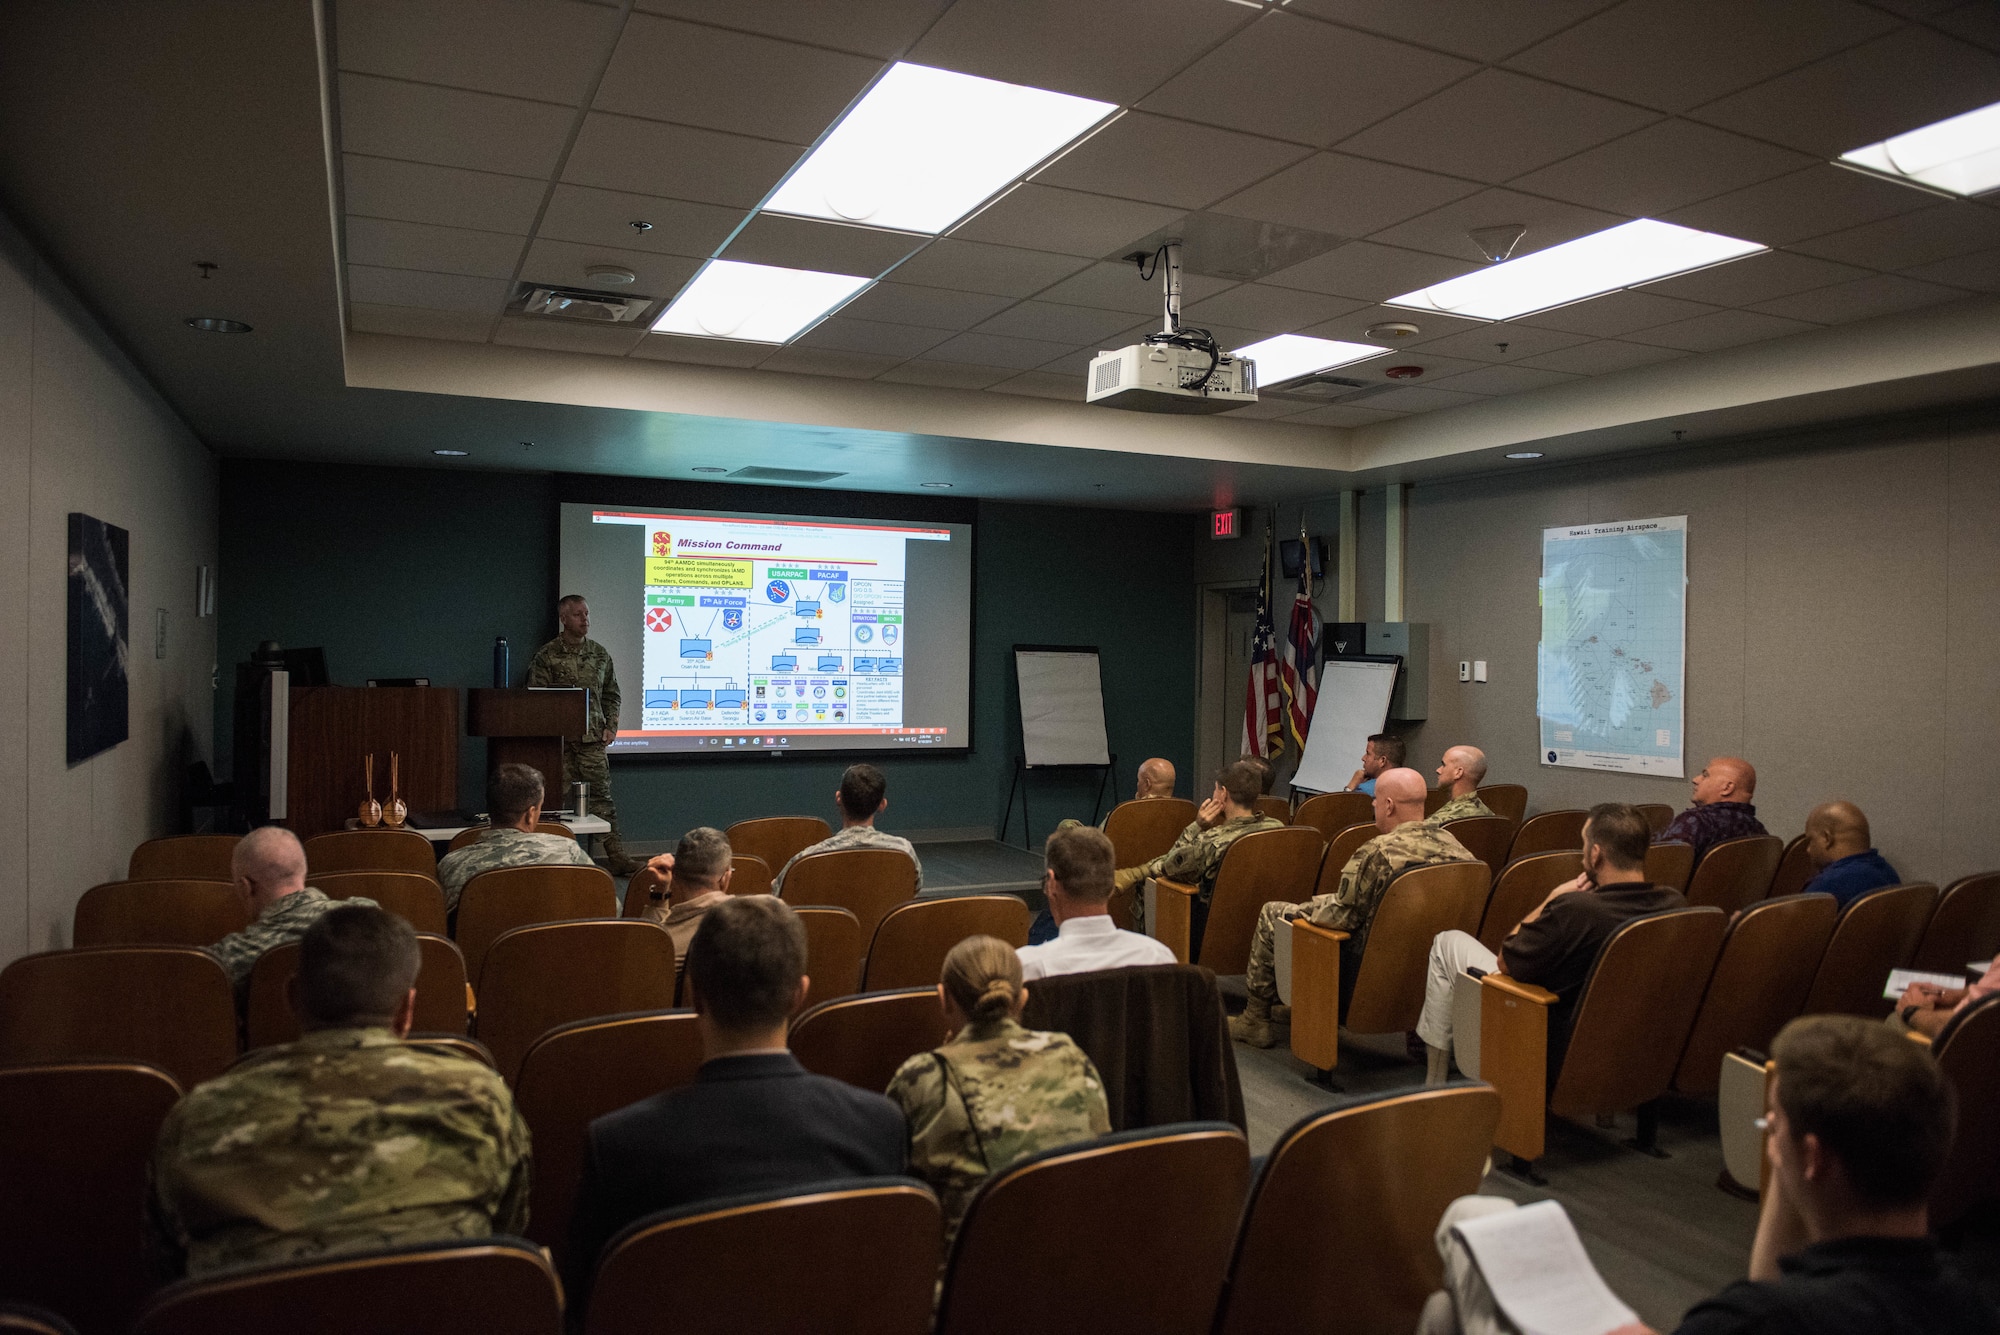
[467,688,589,793]
[286,687,459,839]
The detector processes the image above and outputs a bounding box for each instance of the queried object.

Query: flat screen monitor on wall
[557,499,973,757]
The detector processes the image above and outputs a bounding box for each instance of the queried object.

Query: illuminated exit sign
[1211,507,1242,540]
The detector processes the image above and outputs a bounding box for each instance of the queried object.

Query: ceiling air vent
[510,283,652,323]
[728,466,848,484]
[1265,374,1373,402]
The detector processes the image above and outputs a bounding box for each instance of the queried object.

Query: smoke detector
[584,265,638,285]
[510,283,652,323]
[1364,321,1421,340]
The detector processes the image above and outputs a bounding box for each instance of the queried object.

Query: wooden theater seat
[1104,798,1198,929]
[0,947,238,1088]
[446,822,574,853]
[73,878,248,948]
[1911,871,2000,975]
[862,895,1031,991]
[455,863,617,984]
[302,828,437,875]
[129,834,239,882]
[313,870,449,935]
[1671,893,1839,1097]
[1800,882,1938,1019]
[1481,907,1727,1172]
[1930,993,2000,1230]
[1476,851,1584,953]
[246,934,471,1048]
[1644,840,1696,894]
[1508,809,1587,861]
[1634,803,1674,834]
[796,906,866,1009]
[1685,835,1783,914]
[724,817,831,873]
[778,848,919,942]
[1166,826,1323,974]
[1474,784,1527,826]
[1442,815,1514,881]
[1292,792,1374,842]
[789,988,949,1093]
[1766,834,1814,900]
[727,854,773,897]
[474,920,676,1084]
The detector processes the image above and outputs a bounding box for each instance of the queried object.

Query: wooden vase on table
[385,751,408,828]
[359,753,382,827]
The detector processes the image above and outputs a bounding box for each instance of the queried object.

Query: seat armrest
[1146,878,1197,963]
[1153,877,1197,898]
[1480,972,1553,1162]
[1292,919,1349,945]
[1481,974,1557,1006]
[1288,917,1347,1070]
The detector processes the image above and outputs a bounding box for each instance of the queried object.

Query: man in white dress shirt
[1017,826,1177,981]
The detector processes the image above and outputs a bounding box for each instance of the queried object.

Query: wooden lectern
[467,688,589,791]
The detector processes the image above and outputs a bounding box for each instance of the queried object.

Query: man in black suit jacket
[566,895,906,1300]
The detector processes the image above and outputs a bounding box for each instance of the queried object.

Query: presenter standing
[529,595,641,875]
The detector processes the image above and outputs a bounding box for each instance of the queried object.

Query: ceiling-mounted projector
[1085,241,1258,414]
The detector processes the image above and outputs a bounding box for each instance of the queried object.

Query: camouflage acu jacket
[527,635,621,739]
[1123,812,1287,901]
[206,888,376,990]
[148,1027,532,1277]
[885,1017,1110,1249]
[436,828,596,911]
[1428,792,1498,825]
[772,824,923,894]
[1309,819,1478,954]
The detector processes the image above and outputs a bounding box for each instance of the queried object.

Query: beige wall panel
[0,237,31,961]
[1943,419,2000,881]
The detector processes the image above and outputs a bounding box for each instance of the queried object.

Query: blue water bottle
[493,636,509,687]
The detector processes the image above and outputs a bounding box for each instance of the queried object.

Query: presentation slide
[558,502,972,756]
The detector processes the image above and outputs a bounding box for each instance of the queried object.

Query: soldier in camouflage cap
[1110,760,1284,931]
[206,826,377,994]
[1427,745,1498,826]
[528,594,641,875]
[435,763,596,911]
[150,905,531,1276]
[1231,768,1478,1048]
[886,934,1110,1249]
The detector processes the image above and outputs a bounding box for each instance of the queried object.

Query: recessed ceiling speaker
[584,265,638,285]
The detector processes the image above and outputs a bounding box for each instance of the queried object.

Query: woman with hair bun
[886,934,1110,1247]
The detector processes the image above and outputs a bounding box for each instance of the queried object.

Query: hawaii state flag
[1279,531,1321,751]
[1241,532,1284,759]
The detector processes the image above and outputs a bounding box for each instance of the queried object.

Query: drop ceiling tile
[1933,1,2000,53]
[1664,165,1931,248]
[1031,261,1236,314]
[794,315,951,358]
[1515,339,1690,374]
[491,317,649,355]
[1335,70,1659,185]
[347,302,494,343]
[973,300,1139,345]
[337,0,621,103]
[758,345,904,379]
[925,330,1080,369]
[1405,322,1592,362]
[1692,27,2000,157]
[1519,290,1724,338]
[1223,395,1335,420]
[1212,153,1480,237]
[1037,347,1099,376]
[537,185,743,259]
[1902,246,2000,292]
[1508,119,1815,218]
[338,74,574,179]
[629,333,774,367]
[1639,248,1873,305]
[1351,384,1488,412]
[1623,307,1822,351]
[989,370,1082,401]
[1298,302,1487,345]
[343,155,548,233]
[1032,113,1312,211]
[1139,11,1476,147]
[1422,362,1582,395]
[345,217,526,280]
[1788,204,2000,271]
[593,15,882,144]
[888,239,1093,297]
[1288,0,1621,62]
[347,264,512,313]
[878,360,1018,389]
[1330,350,1487,380]
[1181,285,1369,334]
[562,113,803,209]
[1279,402,1409,427]
[951,186,1184,259]
[518,238,700,300]
[1748,273,1970,323]
[1262,241,1477,301]
[836,281,1017,329]
[722,214,925,277]
[1504,0,1896,113]
[908,0,1254,104]
[634,0,947,60]
[1369,189,1627,263]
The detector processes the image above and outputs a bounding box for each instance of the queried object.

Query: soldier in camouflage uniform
[885,935,1110,1250]
[527,595,641,875]
[1110,760,1284,931]
[1232,768,1478,1047]
[435,763,596,911]
[771,763,923,894]
[1427,744,1498,825]
[207,826,377,993]
[151,906,530,1276]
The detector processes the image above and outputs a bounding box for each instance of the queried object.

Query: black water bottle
[492,636,509,687]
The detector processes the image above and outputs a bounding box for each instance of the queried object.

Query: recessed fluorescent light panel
[1231,334,1389,385]
[1839,99,2000,198]
[652,259,871,343]
[1387,219,1766,322]
[764,62,1116,235]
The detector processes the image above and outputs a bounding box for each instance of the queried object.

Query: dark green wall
[217,459,1201,843]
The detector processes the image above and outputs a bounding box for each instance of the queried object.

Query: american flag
[1241,532,1284,759]
[1280,530,1321,751]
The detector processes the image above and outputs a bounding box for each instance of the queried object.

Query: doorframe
[1195,578,1260,791]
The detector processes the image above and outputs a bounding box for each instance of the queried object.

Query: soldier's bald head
[1376,767,1428,808]
[234,826,307,890]
[1136,757,1176,798]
